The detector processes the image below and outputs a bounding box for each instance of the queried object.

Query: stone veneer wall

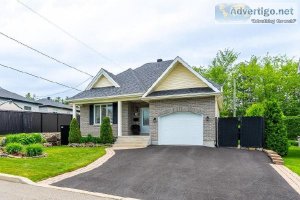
[149,97,216,147]
[80,104,117,137]
[80,103,132,137]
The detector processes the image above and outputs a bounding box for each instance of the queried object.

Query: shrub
[100,117,113,144]
[289,140,299,147]
[245,103,265,117]
[284,116,300,140]
[5,143,23,154]
[69,118,81,143]
[26,144,43,157]
[80,134,101,144]
[264,100,289,156]
[5,133,42,145]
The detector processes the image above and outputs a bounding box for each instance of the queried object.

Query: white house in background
[37,97,74,114]
[0,87,41,112]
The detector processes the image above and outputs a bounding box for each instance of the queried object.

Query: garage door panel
[158,112,203,145]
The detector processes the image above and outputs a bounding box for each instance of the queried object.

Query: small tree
[264,100,289,156]
[245,103,265,117]
[68,118,81,143]
[100,117,114,144]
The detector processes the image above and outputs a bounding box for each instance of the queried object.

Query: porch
[76,100,150,138]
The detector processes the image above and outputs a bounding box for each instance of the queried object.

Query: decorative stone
[1,137,6,146]
[42,132,61,146]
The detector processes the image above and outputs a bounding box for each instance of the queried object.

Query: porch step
[113,136,150,149]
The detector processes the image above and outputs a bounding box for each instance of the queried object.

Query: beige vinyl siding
[154,63,208,91]
[93,76,114,88]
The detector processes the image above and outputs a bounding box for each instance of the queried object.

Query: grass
[0,146,106,181]
[283,146,300,176]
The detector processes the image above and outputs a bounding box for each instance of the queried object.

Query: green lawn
[283,146,300,176]
[0,146,106,181]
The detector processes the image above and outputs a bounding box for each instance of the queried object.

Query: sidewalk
[0,180,136,200]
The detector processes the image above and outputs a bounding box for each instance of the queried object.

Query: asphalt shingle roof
[36,98,72,110]
[0,87,40,104]
[69,59,221,100]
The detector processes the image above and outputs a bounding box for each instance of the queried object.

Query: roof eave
[142,92,222,101]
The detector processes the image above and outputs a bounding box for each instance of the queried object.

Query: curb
[0,173,38,185]
[38,147,115,185]
[270,164,300,194]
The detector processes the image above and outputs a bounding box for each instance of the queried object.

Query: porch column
[118,101,122,136]
[72,104,76,119]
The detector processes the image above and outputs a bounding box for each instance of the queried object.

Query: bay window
[94,104,113,124]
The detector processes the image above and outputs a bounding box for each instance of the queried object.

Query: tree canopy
[194,49,300,117]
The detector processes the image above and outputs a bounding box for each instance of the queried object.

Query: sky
[0,0,299,99]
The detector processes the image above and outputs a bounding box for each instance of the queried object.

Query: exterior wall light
[153,117,157,123]
[206,116,210,121]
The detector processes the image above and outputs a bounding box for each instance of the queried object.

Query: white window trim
[93,103,113,125]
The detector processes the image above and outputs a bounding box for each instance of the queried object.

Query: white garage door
[158,112,203,145]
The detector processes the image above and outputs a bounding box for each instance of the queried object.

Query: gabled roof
[0,87,40,105]
[86,68,120,90]
[68,58,221,102]
[142,56,220,97]
[36,98,72,110]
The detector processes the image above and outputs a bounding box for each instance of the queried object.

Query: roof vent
[47,97,51,100]
[157,59,163,62]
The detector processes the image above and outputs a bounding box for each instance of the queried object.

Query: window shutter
[89,105,94,125]
[113,103,118,124]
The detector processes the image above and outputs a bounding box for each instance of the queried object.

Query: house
[0,87,40,112]
[37,97,75,114]
[68,57,222,147]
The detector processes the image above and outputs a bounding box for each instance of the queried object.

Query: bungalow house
[37,97,75,114]
[68,57,222,147]
[0,87,40,112]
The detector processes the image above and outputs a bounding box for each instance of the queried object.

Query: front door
[140,107,149,134]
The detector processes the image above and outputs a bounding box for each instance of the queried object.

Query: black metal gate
[218,117,264,148]
[240,117,264,148]
[217,117,239,147]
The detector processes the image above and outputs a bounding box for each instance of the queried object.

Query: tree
[264,100,289,156]
[25,93,36,100]
[100,117,114,144]
[68,118,81,143]
[245,103,265,117]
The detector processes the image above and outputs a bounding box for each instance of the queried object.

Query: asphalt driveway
[54,146,299,200]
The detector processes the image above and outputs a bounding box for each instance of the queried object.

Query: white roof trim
[142,56,220,97]
[86,69,120,90]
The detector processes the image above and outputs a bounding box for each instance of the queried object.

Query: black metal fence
[217,117,265,148]
[0,110,73,135]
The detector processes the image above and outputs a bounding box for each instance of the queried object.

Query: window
[94,104,113,124]
[24,106,31,111]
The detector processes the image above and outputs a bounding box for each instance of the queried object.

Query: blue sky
[0,0,299,99]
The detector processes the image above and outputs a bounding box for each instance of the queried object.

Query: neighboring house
[0,87,40,112]
[37,97,74,114]
[68,57,222,147]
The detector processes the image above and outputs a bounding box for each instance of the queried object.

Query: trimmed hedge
[5,133,42,145]
[25,144,43,157]
[100,117,114,144]
[284,116,300,140]
[264,100,289,156]
[69,118,81,143]
[5,143,23,154]
[80,134,101,144]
